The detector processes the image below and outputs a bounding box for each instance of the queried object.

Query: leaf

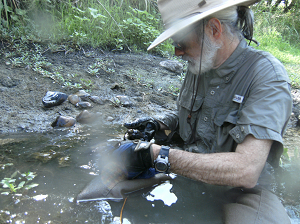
[25,183,39,190]
[16,9,27,16]
[88,8,107,19]
[17,181,25,190]
[11,171,18,178]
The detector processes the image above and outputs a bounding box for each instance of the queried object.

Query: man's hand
[112,140,155,179]
[124,117,160,141]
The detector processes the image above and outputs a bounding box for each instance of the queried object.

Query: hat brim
[147,0,256,51]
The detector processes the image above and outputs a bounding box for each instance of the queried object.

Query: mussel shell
[75,101,93,108]
[42,91,68,108]
[51,116,76,127]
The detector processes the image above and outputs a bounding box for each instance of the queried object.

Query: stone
[89,95,104,105]
[42,91,68,108]
[75,101,93,109]
[51,116,76,127]
[68,94,81,105]
[159,60,183,73]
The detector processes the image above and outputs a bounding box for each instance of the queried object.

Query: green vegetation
[252,2,300,87]
[0,169,39,195]
[0,0,299,86]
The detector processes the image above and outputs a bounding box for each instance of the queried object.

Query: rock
[89,95,104,105]
[110,83,123,90]
[42,91,68,108]
[75,90,90,101]
[159,60,183,73]
[51,116,76,127]
[107,116,114,122]
[68,94,81,105]
[76,110,97,124]
[116,95,132,107]
[58,156,71,167]
[75,101,93,109]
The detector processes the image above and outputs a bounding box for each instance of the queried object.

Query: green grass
[252,4,300,88]
[0,1,299,86]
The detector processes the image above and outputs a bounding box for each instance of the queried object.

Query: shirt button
[225,76,230,81]
[236,134,240,139]
[204,117,208,121]
[210,90,215,95]
[241,127,244,132]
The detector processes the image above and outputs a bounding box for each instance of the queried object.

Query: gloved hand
[112,140,155,179]
[124,117,160,141]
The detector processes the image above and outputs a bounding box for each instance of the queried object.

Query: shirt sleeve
[154,111,179,131]
[229,52,292,167]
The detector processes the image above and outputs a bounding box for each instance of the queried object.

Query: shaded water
[0,126,299,223]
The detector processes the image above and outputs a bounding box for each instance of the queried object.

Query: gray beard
[188,36,222,75]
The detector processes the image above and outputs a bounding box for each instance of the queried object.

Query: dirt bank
[0,49,183,133]
[1,47,299,134]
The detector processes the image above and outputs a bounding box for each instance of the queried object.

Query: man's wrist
[151,144,161,161]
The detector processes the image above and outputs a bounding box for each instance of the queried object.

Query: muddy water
[0,126,299,224]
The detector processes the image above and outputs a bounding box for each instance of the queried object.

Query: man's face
[173,29,222,75]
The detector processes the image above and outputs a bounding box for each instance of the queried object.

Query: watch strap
[159,145,170,158]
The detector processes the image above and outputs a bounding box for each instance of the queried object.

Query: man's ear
[206,18,222,39]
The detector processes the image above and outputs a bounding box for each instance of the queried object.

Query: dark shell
[51,116,76,127]
[89,96,104,105]
[75,101,93,108]
[68,94,81,105]
[42,91,68,108]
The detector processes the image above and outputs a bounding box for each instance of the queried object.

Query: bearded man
[122,0,292,223]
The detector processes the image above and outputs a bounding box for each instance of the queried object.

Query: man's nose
[175,47,185,56]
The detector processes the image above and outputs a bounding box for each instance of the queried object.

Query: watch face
[155,162,167,172]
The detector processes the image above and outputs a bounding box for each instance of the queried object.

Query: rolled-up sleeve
[229,53,292,167]
[154,111,179,131]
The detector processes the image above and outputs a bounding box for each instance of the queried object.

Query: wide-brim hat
[147,0,258,50]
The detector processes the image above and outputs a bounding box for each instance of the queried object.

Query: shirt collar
[213,39,248,78]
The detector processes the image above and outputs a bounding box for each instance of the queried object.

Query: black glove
[124,117,160,141]
[112,140,154,179]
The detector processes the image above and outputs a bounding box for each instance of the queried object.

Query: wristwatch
[154,146,170,173]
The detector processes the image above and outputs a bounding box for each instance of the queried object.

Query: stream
[0,125,299,224]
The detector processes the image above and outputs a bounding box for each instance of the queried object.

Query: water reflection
[0,126,299,223]
[146,181,178,206]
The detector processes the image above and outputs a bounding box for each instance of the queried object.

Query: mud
[0,49,183,133]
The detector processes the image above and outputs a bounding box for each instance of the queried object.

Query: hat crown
[158,0,254,27]
[148,0,258,50]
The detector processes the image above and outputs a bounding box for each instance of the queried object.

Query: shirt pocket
[213,104,240,127]
[178,88,204,111]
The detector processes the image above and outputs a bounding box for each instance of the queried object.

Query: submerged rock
[51,116,76,127]
[42,91,68,108]
[68,94,81,105]
[58,156,71,167]
[31,149,61,163]
[76,110,99,124]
